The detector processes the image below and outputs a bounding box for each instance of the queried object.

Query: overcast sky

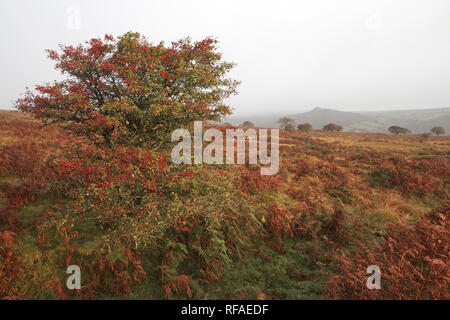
[1,0,449,115]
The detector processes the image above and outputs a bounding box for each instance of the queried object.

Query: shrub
[388,126,410,135]
[16,32,239,150]
[284,123,296,131]
[297,123,312,131]
[241,121,255,127]
[323,123,343,132]
[430,126,445,136]
[47,146,192,249]
[278,117,296,131]
[14,32,241,251]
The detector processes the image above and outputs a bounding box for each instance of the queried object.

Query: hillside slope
[1,111,449,299]
[225,107,450,133]
[293,107,450,133]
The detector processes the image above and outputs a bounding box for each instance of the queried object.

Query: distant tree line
[237,117,345,132]
[388,125,446,136]
[233,118,446,136]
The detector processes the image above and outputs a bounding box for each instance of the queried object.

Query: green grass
[187,238,327,300]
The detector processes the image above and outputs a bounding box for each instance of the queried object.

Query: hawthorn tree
[16,32,239,150]
[323,123,343,132]
[297,122,312,131]
[388,126,410,135]
[430,126,445,136]
[278,117,296,131]
[241,121,254,127]
[14,32,240,250]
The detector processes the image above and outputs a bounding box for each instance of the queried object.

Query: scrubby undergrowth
[0,111,449,299]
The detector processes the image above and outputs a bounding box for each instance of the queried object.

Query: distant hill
[291,107,373,129]
[224,107,450,134]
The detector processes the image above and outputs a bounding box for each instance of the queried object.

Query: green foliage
[240,121,255,127]
[322,123,343,132]
[388,126,411,135]
[3,86,449,300]
[284,123,296,131]
[430,126,445,136]
[368,167,395,188]
[297,122,312,131]
[16,32,239,150]
[278,117,296,131]
[45,146,194,250]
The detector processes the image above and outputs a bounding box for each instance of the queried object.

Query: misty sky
[1,0,449,116]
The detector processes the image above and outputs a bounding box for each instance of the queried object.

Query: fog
[1,0,449,116]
